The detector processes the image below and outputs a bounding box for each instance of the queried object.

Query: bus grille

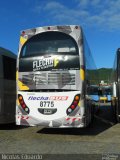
[21,72,75,86]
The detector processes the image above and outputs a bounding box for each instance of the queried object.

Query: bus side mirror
[113,82,117,97]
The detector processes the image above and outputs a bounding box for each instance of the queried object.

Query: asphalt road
[0,103,120,160]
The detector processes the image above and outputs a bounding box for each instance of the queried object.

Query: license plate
[44,109,52,114]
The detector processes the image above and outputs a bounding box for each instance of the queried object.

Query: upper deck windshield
[20,31,79,58]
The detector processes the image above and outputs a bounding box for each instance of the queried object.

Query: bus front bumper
[16,114,86,128]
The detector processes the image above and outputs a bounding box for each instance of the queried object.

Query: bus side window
[2,55,16,80]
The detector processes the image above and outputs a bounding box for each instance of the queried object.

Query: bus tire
[116,83,120,123]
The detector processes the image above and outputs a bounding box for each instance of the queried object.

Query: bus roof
[20,25,82,35]
[0,47,16,59]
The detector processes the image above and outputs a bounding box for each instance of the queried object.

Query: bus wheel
[91,103,95,123]
[88,103,95,127]
[111,98,117,123]
[116,83,120,123]
[116,100,120,123]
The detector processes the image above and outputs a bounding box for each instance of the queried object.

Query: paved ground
[0,103,120,160]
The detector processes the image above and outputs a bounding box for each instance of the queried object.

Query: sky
[0,0,120,69]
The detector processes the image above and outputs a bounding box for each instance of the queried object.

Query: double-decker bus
[111,48,120,122]
[16,25,98,128]
[0,47,16,123]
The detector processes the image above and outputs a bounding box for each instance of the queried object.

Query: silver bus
[0,47,16,123]
[111,48,120,122]
[16,25,98,128]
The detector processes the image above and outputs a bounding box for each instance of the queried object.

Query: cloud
[44,1,64,10]
[32,0,120,31]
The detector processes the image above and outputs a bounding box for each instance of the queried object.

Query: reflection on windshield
[21,31,78,57]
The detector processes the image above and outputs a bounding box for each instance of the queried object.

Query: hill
[97,68,112,83]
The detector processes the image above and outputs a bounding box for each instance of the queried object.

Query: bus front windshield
[20,31,79,58]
